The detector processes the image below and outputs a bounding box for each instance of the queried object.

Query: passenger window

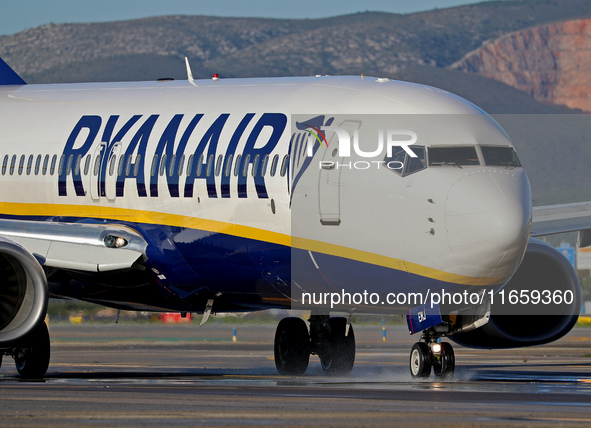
[196,154,204,176]
[26,155,33,175]
[215,155,223,177]
[186,155,194,176]
[151,154,159,177]
[252,154,260,177]
[169,155,176,177]
[34,155,41,175]
[242,154,251,177]
[260,154,269,176]
[83,155,91,175]
[18,155,25,175]
[234,154,242,177]
[280,155,289,177]
[50,155,57,175]
[134,154,141,177]
[66,155,73,175]
[108,154,116,176]
[159,154,167,176]
[58,155,65,176]
[206,154,214,177]
[10,155,16,175]
[125,155,132,176]
[118,155,125,176]
[74,154,82,176]
[93,155,101,176]
[270,155,278,176]
[2,155,8,175]
[178,154,185,176]
[42,155,49,175]
[428,146,479,166]
[224,154,233,177]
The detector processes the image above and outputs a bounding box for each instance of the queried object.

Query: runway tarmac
[2,321,591,426]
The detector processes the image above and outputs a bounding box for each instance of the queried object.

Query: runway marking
[568,336,591,342]
[53,337,232,343]
[524,417,591,422]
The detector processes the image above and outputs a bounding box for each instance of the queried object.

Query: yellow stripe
[292,236,504,286]
[0,201,502,286]
[0,201,291,246]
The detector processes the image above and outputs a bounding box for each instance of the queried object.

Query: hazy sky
[1,0,487,36]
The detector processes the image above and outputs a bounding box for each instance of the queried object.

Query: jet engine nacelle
[451,238,581,348]
[0,237,48,346]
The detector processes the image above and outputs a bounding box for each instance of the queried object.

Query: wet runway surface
[2,322,591,426]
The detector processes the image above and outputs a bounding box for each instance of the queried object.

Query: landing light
[431,343,442,354]
[104,235,128,248]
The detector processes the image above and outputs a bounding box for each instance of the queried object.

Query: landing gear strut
[409,329,454,380]
[274,315,355,376]
[311,316,355,375]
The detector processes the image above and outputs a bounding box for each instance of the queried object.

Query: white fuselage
[0,76,532,312]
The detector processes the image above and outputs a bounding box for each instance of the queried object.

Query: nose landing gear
[410,330,455,380]
[432,342,455,379]
[410,342,432,378]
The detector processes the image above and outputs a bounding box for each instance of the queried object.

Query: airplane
[0,55,588,380]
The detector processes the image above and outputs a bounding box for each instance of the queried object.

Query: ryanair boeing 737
[0,56,588,380]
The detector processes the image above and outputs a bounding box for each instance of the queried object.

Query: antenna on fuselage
[185,57,194,82]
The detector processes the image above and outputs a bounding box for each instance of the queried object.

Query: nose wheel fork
[409,329,455,380]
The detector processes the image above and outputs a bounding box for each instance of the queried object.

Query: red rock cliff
[452,19,591,112]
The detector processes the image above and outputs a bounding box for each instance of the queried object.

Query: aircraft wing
[0,218,147,272]
[531,201,591,245]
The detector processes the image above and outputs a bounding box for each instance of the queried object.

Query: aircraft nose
[445,169,532,281]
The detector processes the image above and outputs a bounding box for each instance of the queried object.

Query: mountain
[452,18,591,112]
[2,0,591,84]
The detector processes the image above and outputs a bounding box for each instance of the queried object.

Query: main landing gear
[409,329,455,380]
[1,322,51,379]
[274,315,355,376]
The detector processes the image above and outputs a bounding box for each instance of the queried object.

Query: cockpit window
[384,145,426,177]
[428,146,479,166]
[385,147,406,176]
[481,146,521,167]
[404,146,426,176]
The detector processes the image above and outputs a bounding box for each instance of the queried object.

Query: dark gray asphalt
[2,321,591,426]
